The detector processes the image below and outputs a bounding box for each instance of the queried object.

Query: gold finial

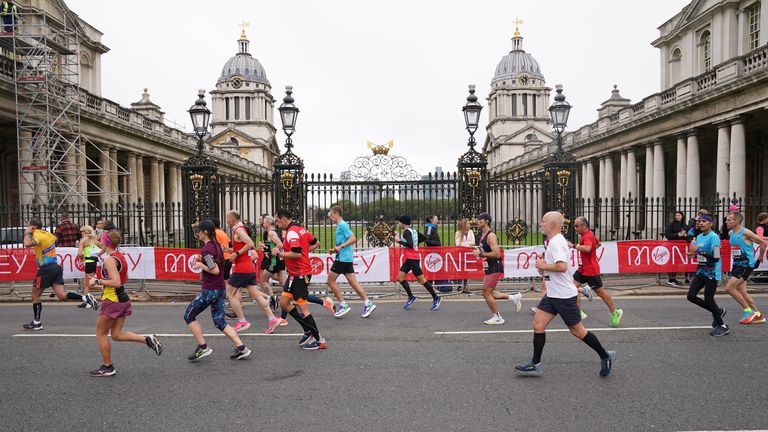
[239,20,250,39]
[513,17,523,37]
[367,140,395,155]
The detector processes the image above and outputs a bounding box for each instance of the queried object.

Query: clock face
[519,75,529,86]
[231,77,243,89]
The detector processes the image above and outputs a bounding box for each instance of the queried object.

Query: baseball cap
[196,220,216,232]
[477,212,492,222]
[728,204,740,212]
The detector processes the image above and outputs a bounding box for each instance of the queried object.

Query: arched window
[225,97,230,120]
[234,96,240,120]
[700,31,712,71]
[80,53,92,91]
[245,97,251,120]
[670,48,682,85]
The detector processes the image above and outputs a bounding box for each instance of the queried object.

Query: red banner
[616,240,732,273]
[388,246,490,281]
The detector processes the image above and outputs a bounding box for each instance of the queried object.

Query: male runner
[393,215,441,311]
[687,214,728,336]
[725,211,766,324]
[471,212,521,324]
[225,210,280,334]
[570,217,623,327]
[515,211,615,377]
[326,205,376,318]
[273,208,327,350]
[22,218,85,330]
[259,215,287,296]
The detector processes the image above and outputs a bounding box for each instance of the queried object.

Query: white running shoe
[581,286,594,302]
[509,293,522,312]
[483,314,505,325]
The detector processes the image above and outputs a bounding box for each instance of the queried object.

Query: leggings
[687,274,723,326]
[184,289,227,331]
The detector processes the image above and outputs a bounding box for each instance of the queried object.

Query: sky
[67,0,690,175]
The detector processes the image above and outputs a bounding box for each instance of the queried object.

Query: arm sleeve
[398,230,415,248]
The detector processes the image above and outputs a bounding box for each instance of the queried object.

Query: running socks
[237,344,246,351]
[423,281,438,300]
[303,314,321,341]
[400,281,414,297]
[66,292,82,301]
[581,331,609,360]
[532,332,545,364]
[33,302,42,321]
[198,344,208,350]
[288,308,320,341]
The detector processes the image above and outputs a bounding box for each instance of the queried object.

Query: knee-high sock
[33,302,42,321]
[400,281,414,298]
[532,332,545,364]
[303,314,321,341]
[288,308,319,340]
[581,331,609,359]
[423,281,438,300]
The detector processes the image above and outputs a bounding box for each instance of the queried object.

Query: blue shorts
[537,296,582,326]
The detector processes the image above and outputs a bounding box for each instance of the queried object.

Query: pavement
[1,295,767,432]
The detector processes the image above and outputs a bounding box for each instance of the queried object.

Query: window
[511,94,517,116]
[701,31,712,71]
[749,2,761,51]
[522,93,528,116]
[234,96,240,120]
[245,97,251,120]
[531,94,537,117]
[225,97,230,120]
[670,48,682,84]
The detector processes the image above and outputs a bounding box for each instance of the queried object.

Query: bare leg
[482,286,499,314]
[260,270,274,296]
[96,315,115,366]
[187,320,206,346]
[227,286,246,321]
[735,279,758,311]
[223,325,244,347]
[327,272,345,302]
[345,272,368,302]
[725,278,749,309]
[594,288,617,314]
[110,317,147,344]
[246,285,275,320]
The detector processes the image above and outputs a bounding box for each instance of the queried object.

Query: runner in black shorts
[394,215,441,311]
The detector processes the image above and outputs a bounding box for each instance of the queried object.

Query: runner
[90,230,162,377]
[21,218,85,330]
[686,214,728,336]
[725,212,766,324]
[211,217,238,320]
[570,217,623,327]
[224,210,280,335]
[471,212,521,324]
[185,220,251,361]
[515,211,615,378]
[273,208,327,350]
[76,225,101,310]
[326,205,377,318]
[393,215,441,311]
[259,215,287,297]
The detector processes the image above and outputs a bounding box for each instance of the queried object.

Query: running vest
[262,228,283,267]
[729,227,755,267]
[478,230,502,274]
[402,227,420,260]
[101,251,129,302]
[83,241,99,262]
[231,224,256,273]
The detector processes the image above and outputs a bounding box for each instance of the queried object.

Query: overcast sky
[67,0,689,175]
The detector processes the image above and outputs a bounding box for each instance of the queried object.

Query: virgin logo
[310,257,324,275]
[424,253,443,272]
[188,256,202,274]
[516,252,539,269]
[651,246,670,265]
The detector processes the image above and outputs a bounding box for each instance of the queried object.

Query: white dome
[217,37,269,85]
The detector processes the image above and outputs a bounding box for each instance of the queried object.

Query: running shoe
[187,346,213,361]
[224,312,238,320]
[233,321,251,333]
[610,309,624,327]
[278,318,289,326]
[230,346,252,360]
[323,296,335,313]
[22,321,42,331]
[515,362,542,377]
[89,364,116,377]
[509,293,522,312]
[530,306,538,314]
[665,280,681,288]
[77,302,89,309]
[710,324,730,337]
[146,335,163,356]
[265,317,280,334]
[580,310,588,320]
[431,297,442,311]
[85,293,99,311]
[269,294,279,312]
[334,303,351,318]
[712,308,726,328]
[581,286,594,302]
[301,338,327,350]
[751,312,766,324]
[739,311,757,325]
[600,351,616,377]
[403,296,417,310]
[361,303,377,318]
[484,314,505,325]
[298,331,313,345]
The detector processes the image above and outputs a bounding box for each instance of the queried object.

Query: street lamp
[549,84,572,147]
[462,84,482,147]
[278,85,299,149]
[188,89,211,155]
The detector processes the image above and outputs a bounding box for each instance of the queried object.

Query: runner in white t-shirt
[515,211,615,378]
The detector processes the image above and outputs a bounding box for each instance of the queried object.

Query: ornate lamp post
[181,89,217,247]
[274,86,305,221]
[543,84,576,240]
[457,84,488,223]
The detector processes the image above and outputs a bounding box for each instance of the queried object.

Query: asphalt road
[1,295,767,432]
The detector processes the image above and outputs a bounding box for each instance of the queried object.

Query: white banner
[307,248,390,283]
[503,242,620,278]
[56,247,157,279]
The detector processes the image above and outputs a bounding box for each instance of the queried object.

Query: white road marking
[12,332,304,338]
[435,325,713,335]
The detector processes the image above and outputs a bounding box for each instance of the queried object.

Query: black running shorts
[536,296,582,327]
[34,263,64,290]
[283,275,310,305]
[399,259,423,277]
[84,260,97,275]
[731,265,754,281]
[228,272,257,288]
[573,270,603,289]
[330,260,355,275]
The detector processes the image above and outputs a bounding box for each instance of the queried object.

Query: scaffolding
[0,1,126,210]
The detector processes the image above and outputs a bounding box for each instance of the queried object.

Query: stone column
[686,130,700,202]
[109,147,119,204]
[79,142,88,203]
[98,147,110,207]
[644,145,654,237]
[598,157,606,201]
[126,153,138,204]
[627,148,638,233]
[167,164,178,205]
[135,155,145,205]
[149,158,160,205]
[653,140,666,200]
[581,163,588,200]
[64,147,77,204]
[158,160,166,205]
[729,117,747,201]
[620,152,627,200]
[715,122,730,200]
[675,135,687,203]
[604,155,614,234]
